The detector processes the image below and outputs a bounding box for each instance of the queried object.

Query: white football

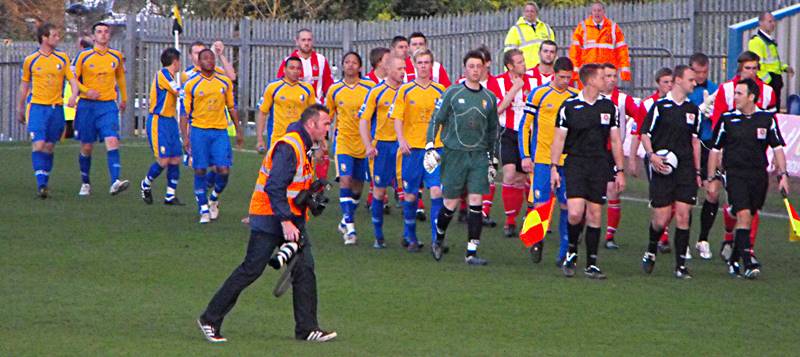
[652,149,678,175]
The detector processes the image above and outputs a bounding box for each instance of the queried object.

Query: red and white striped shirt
[526,64,554,87]
[276,49,333,102]
[606,87,640,143]
[490,71,538,131]
[632,91,662,135]
[366,70,384,84]
[711,75,776,128]
[404,57,451,87]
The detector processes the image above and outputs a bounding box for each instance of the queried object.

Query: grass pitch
[2,139,799,356]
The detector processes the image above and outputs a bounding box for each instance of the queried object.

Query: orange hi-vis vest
[249,131,313,216]
[569,17,631,81]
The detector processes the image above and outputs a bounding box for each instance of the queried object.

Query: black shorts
[565,156,610,204]
[498,127,524,173]
[649,163,698,208]
[726,172,768,215]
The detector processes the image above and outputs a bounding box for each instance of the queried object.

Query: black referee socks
[734,228,753,268]
[648,223,661,254]
[567,222,583,254]
[675,228,690,267]
[585,226,600,267]
[698,200,719,242]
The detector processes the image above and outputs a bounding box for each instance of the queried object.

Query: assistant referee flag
[782,190,800,242]
[520,196,555,247]
[172,4,183,35]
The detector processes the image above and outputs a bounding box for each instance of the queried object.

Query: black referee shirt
[556,91,619,159]
[712,110,785,173]
[640,92,701,162]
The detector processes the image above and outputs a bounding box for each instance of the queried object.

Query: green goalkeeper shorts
[441,148,490,199]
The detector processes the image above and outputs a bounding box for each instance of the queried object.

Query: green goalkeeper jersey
[427,83,498,152]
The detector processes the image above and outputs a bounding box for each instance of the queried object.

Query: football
[652,149,678,175]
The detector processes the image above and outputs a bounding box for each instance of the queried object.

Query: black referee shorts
[498,127,524,173]
[565,156,610,204]
[649,164,698,208]
[726,171,768,215]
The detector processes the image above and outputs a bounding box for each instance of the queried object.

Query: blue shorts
[75,100,119,143]
[532,163,567,204]
[336,154,367,182]
[27,104,65,143]
[399,148,441,192]
[370,140,398,188]
[147,114,182,158]
[190,127,232,170]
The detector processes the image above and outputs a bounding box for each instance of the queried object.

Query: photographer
[197,104,337,343]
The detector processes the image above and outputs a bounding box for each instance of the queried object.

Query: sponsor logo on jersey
[686,113,696,124]
[600,113,611,125]
[757,128,767,139]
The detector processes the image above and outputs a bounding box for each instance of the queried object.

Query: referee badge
[600,113,611,125]
[757,128,767,139]
[686,113,696,124]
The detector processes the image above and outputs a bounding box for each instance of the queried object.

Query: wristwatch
[613,166,624,174]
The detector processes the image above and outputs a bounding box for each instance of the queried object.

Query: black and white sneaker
[529,242,543,264]
[584,265,607,280]
[464,255,488,266]
[37,186,49,199]
[727,261,742,278]
[562,253,577,277]
[164,197,186,206]
[416,209,426,222]
[140,183,153,205]
[720,241,733,262]
[503,224,516,238]
[431,241,444,261]
[744,267,760,280]
[674,266,692,280]
[482,215,497,228]
[641,252,656,274]
[302,329,337,342]
[197,319,227,343]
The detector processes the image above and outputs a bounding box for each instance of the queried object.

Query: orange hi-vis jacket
[569,16,631,81]
[249,131,313,216]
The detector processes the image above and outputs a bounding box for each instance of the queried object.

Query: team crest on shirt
[547,103,553,108]
[757,128,767,139]
[600,113,611,125]
[686,113,696,124]
[458,98,465,104]
[198,91,205,96]
[312,65,318,72]
[410,100,416,105]
[56,64,62,70]
[300,94,306,102]
[338,101,344,106]
[482,100,488,109]
[36,67,42,72]
[111,62,116,68]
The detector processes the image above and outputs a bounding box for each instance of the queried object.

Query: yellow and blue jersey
[183,72,235,130]
[521,84,578,165]
[358,82,399,142]
[72,47,127,101]
[326,78,374,158]
[258,78,316,148]
[390,81,445,149]
[21,50,74,105]
[149,67,189,118]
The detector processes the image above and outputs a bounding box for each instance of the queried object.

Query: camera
[294,179,330,216]
[269,241,300,270]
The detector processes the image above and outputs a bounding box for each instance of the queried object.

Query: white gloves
[699,90,715,118]
[423,142,441,174]
[487,154,498,182]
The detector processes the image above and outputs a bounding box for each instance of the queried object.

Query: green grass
[2,139,800,356]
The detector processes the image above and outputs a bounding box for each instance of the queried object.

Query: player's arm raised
[213,41,237,81]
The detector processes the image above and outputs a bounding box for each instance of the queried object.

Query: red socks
[606,199,621,240]
[482,182,496,217]
[502,183,525,226]
[723,205,736,242]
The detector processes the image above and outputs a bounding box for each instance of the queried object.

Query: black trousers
[201,229,318,339]
[769,72,784,112]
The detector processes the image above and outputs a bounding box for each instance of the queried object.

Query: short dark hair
[369,47,390,69]
[503,49,523,68]
[688,52,709,67]
[342,51,362,67]
[160,48,181,67]
[476,45,492,63]
[540,39,557,52]
[579,63,602,84]
[601,62,616,70]
[391,36,409,48]
[198,48,214,60]
[92,22,110,33]
[553,57,574,73]
[79,36,93,49]
[409,32,427,43]
[737,78,760,103]
[190,41,206,50]
[286,56,302,67]
[300,104,330,125]
[296,28,312,37]
[463,50,486,66]
[758,11,773,22]
[655,67,673,83]
[36,23,56,44]
[673,64,692,79]
[738,50,760,64]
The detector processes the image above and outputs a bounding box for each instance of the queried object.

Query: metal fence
[1,0,797,141]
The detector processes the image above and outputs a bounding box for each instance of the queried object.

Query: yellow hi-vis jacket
[748,29,789,84]
[504,17,555,69]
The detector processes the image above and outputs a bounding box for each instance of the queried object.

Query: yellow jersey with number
[358,82,399,142]
[258,78,316,147]
[327,78,375,158]
[390,81,445,148]
[72,47,127,101]
[522,84,578,165]
[183,73,235,129]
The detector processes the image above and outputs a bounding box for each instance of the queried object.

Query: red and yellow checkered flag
[782,189,800,242]
[519,196,555,247]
